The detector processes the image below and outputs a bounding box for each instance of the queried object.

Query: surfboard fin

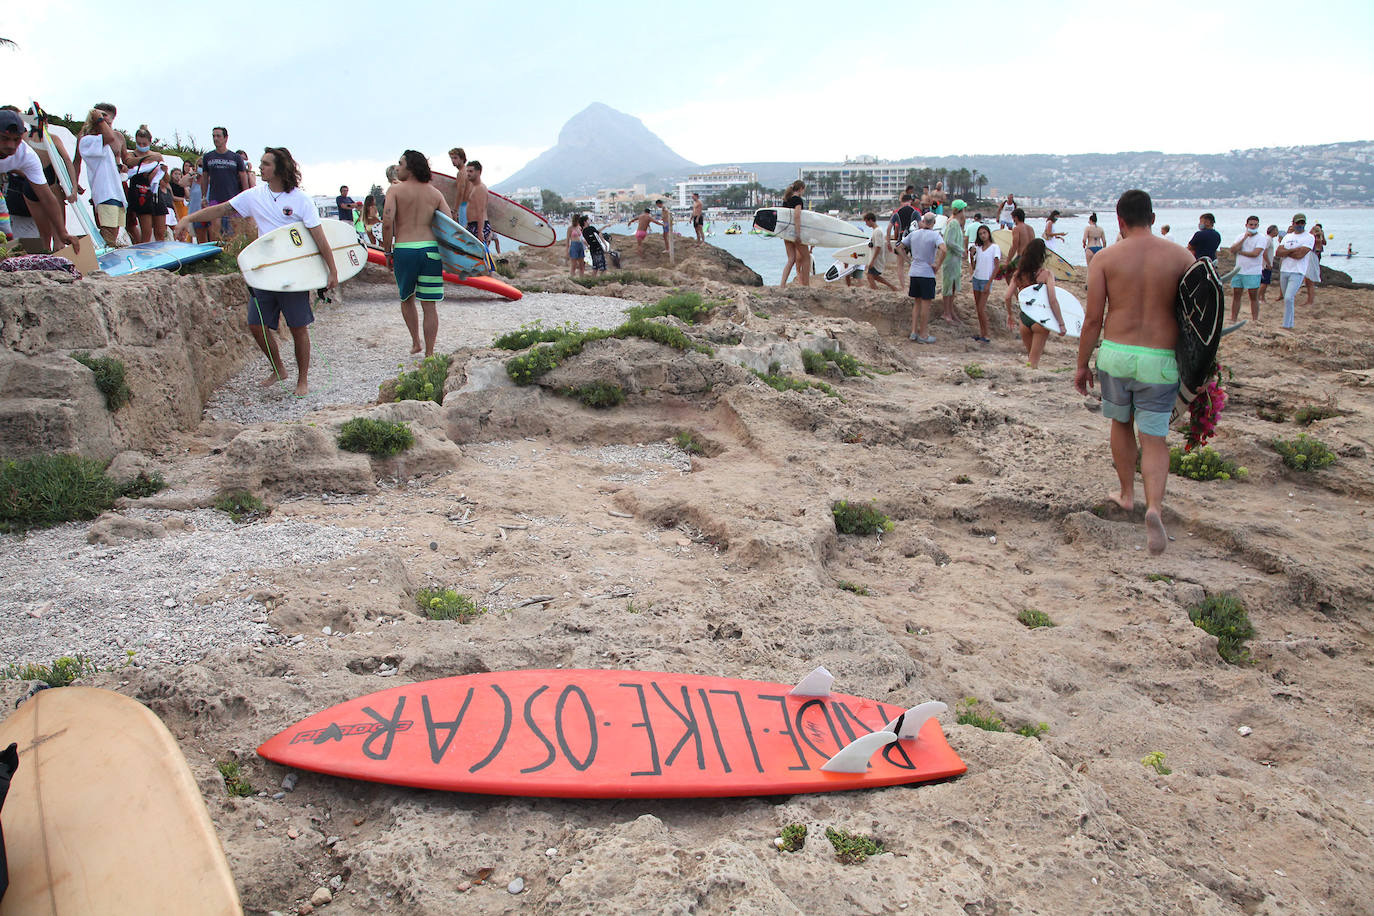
[789,666,834,697]
[821,701,947,773]
[1221,320,1248,336]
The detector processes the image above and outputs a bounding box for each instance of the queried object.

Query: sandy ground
[2,257,1373,915]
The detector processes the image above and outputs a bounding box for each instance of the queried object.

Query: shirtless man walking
[1004,207,1034,310]
[631,208,660,256]
[1074,189,1194,555]
[383,149,453,357]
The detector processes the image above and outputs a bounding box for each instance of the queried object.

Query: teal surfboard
[432,210,490,277]
[97,240,222,277]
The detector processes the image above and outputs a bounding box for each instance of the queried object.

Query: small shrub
[416,587,484,622]
[753,310,770,319]
[1145,573,1174,583]
[627,291,711,324]
[493,321,579,350]
[120,471,166,499]
[674,431,705,455]
[963,363,986,379]
[1170,446,1247,481]
[337,417,415,457]
[0,454,122,533]
[72,352,132,410]
[1017,609,1055,629]
[2,654,98,686]
[1272,433,1336,471]
[182,232,247,275]
[779,823,807,852]
[1141,751,1172,775]
[566,381,625,409]
[801,349,829,375]
[213,490,268,524]
[617,317,712,354]
[954,474,972,484]
[394,354,451,404]
[825,827,883,864]
[1256,405,1288,423]
[836,580,869,596]
[572,270,668,288]
[1293,402,1337,426]
[1187,593,1254,665]
[955,697,1006,732]
[494,261,517,279]
[217,761,254,797]
[752,369,841,400]
[1015,722,1050,739]
[828,351,865,377]
[831,500,893,536]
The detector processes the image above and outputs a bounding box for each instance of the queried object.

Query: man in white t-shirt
[73,105,128,246]
[1227,214,1266,322]
[0,110,78,253]
[998,194,1015,229]
[862,212,896,291]
[1274,213,1314,331]
[176,147,338,397]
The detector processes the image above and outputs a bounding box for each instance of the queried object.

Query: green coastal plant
[0,454,122,533]
[493,321,581,351]
[565,381,625,409]
[572,270,668,288]
[2,654,98,687]
[1015,722,1050,739]
[1141,751,1172,775]
[416,587,483,622]
[955,697,1006,732]
[627,291,711,324]
[831,500,893,536]
[1017,609,1055,629]
[71,352,132,411]
[337,417,415,457]
[778,823,807,852]
[393,354,451,404]
[120,471,167,499]
[1293,402,1338,426]
[752,368,840,399]
[674,431,705,455]
[1187,593,1254,665]
[802,348,866,378]
[801,349,829,375]
[1272,434,1336,471]
[213,490,268,523]
[836,580,869,596]
[824,827,883,864]
[217,761,254,797]
[506,319,710,387]
[963,363,986,379]
[1169,446,1247,481]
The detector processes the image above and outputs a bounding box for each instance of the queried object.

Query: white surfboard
[1018,284,1085,337]
[752,208,869,248]
[237,219,367,292]
[824,262,864,282]
[830,242,870,267]
[486,192,557,247]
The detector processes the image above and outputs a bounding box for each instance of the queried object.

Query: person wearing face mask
[1258,224,1279,302]
[1228,215,1265,321]
[125,125,168,243]
[1187,212,1221,260]
[74,103,127,246]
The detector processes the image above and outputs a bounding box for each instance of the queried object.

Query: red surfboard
[364,248,522,301]
[257,668,965,798]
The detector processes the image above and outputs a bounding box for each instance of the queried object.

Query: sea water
[591,208,1374,287]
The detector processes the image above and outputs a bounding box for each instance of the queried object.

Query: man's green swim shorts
[393,241,444,302]
[1095,339,1180,438]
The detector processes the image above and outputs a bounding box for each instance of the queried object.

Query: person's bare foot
[1145,508,1167,555]
[410,340,423,354]
[259,371,283,387]
[1106,490,1133,511]
[294,379,309,397]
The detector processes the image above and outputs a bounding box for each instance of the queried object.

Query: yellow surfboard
[0,688,241,915]
[990,228,1075,282]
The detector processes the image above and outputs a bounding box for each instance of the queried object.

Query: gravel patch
[0,509,391,669]
[204,287,635,425]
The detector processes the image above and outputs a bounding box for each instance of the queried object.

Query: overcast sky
[9,0,1371,196]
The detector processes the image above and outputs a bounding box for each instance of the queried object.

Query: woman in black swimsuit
[779,179,810,287]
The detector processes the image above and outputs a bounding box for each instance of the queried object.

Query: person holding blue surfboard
[383,150,453,358]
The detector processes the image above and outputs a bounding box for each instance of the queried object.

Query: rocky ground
[2,239,1372,914]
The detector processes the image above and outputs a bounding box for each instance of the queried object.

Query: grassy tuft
[493,321,580,351]
[393,354,451,404]
[779,823,807,852]
[1017,609,1055,629]
[213,490,268,523]
[1187,593,1254,665]
[416,587,484,622]
[825,827,884,864]
[1015,722,1050,739]
[955,697,1006,732]
[337,417,415,457]
[831,500,893,536]
[836,580,869,596]
[963,363,986,379]
[1293,402,1338,426]
[1145,573,1174,583]
[565,381,625,409]
[573,270,668,288]
[0,454,122,534]
[120,471,166,499]
[2,654,98,686]
[674,431,705,456]
[1141,751,1172,775]
[627,291,711,324]
[801,349,829,375]
[217,761,254,797]
[182,233,248,275]
[752,368,841,399]
[71,352,132,410]
[1170,446,1247,481]
[1272,434,1336,471]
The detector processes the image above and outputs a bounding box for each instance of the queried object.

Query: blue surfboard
[432,211,490,277]
[97,240,223,277]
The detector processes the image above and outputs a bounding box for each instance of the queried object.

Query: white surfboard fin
[820,701,948,773]
[789,666,834,697]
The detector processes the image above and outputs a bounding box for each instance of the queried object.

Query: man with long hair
[0,109,78,252]
[383,150,452,357]
[1075,189,1194,555]
[175,147,338,397]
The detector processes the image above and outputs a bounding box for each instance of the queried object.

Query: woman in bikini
[567,211,586,277]
[1082,212,1106,264]
[779,179,810,288]
[1003,239,1066,369]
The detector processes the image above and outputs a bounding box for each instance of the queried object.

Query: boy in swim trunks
[383,150,453,357]
[632,208,660,256]
[1075,189,1195,555]
[464,160,495,253]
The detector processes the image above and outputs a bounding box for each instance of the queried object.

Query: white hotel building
[796,156,921,202]
[675,166,757,207]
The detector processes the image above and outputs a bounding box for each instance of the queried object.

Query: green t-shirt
[942,220,965,274]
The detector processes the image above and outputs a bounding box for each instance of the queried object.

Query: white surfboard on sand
[752,208,868,248]
[237,220,367,292]
[1018,284,1086,337]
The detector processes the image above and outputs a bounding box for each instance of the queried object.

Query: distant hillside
[492,103,696,194]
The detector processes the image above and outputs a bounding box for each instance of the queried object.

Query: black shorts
[248,287,314,330]
[691,215,704,228]
[908,276,935,299]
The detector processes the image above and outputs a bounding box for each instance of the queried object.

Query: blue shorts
[1260,268,1273,284]
[972,277,990,292]
[1095,340,1179,438]
[392,241,444,302]
[569,240,585,259]
[248,287,313,330]
[1231,273,1261,289]
[908,276,936,299]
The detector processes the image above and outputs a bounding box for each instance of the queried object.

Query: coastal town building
[511,187,542,209]
[675,167,756,207]
[796,156,921,203]
[593,184,648,216]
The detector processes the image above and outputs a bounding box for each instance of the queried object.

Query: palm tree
[974,170,987,201]
[0,39,17,49]
[853,172,875,209]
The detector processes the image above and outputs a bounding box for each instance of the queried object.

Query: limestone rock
[86,512,167,544]
[219,424,376,498]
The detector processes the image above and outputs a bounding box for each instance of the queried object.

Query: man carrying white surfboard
[1074,189,1194,555]
[176,147,338,397]
[382,150,452,358]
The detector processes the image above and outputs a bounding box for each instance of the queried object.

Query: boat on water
[724,222,742,235]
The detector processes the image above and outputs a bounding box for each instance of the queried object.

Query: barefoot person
[1074,189,1194,555]
[631,207,660,256]
[1082,212,1106,264]
[464,160,493,254]
[902,211,944,343]
[968,224,1000,342]
[448,148,469,225]
[1005,207,1033,287]
[382,150,452,357]
[938,199,967,322]
[1228,214,1265,322]
[779,180,810,287]
[690,192,705,242]
[862,212,896,291]
[1004,239,1065,368]
[175,147,338,397]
